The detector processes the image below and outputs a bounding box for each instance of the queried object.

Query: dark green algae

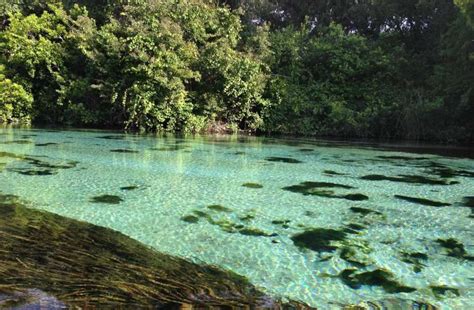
[0,193,306,308]
[1,152,79,176]
[183,208,277,237]
[265,157,303,164]
[394,195,451,207]
[436,238,474,261]
[90,194,123,204]
[361,174,458,185]
[282,182,368,201]
[242,182,263,189]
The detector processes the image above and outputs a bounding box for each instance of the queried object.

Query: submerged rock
[0,194,309,308]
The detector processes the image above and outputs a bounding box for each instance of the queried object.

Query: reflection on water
[0,128,473,308]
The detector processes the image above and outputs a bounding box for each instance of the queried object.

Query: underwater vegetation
[394,195,451,207]
[401,252,428,273]
[282,182,368,201]
[338,269,416,293]
[183,209,277,237]
[361,174,457,185]
[96,135,128,140]
[2,152,79,177]
[120,185,140,191]
[436,238,474,261]
[376,155,430,161]
[35,142,59,147]
[90,195,123,204]
[291,228,348,252]
[323,170,347,176]
[265,157,303,164]
[110,149,139,153]
[0,139,33,145]
[242,183,263,189]
[0,193,306,308]
[207,204,232,212]
[349,207,382,216]
[150,145,189,151]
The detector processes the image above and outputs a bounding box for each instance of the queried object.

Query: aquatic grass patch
[436,238,474,261]
[7,168,57,176]
[283,182,367,201]
[150,145,189,151]
[338,269,416,293]
[35,142,59,147]
[5,156,79,177]
[90,195,123,204]
[323,170,347,176]
[394,195,451,207]
[0,200,305,308]
[349,207,382,216]
[110,149,139,153]
[430,286,460,298]
[120,185,140,191]
[401,252,428,273]
[242,183,263,189]
[272,219,291,228]
[0,139,33,145]
[377,155,430,161]
[291,228,348,252]
[265,157,303,164]
[283,182,354,194]
[344,223,366,234]
[207,204,232,212]
[181,215,199,223]
[361,174,456,185]
[96,135,127,140]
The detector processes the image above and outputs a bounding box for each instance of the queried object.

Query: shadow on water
[0,194,308,309]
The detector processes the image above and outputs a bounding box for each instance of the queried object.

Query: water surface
[1,128,473,308]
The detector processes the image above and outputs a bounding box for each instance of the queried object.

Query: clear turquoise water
[1,127,473,308]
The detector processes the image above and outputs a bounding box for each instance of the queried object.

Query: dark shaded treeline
[0,0,472,142]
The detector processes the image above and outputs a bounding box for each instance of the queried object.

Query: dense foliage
[0,0,472,141]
